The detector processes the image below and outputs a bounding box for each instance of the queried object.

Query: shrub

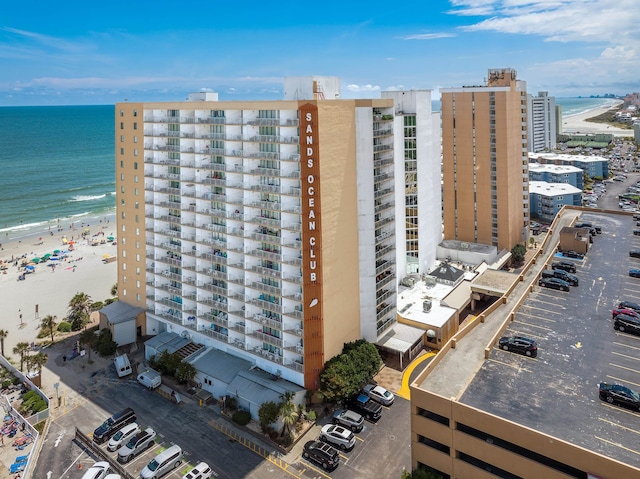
[94,329,117,357]
[258,401,281,433]
[57,322,72,333]
[232,410,251,426]
[2,379,12,389]
[225,397,237,411]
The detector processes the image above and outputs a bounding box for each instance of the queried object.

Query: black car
[614,314,640,335]
[498,336,538,357]
[599,382,640,411]
[619,301,640,312]
[630,250,640,259]
[302,441,340,471]
[634,230,640,236]
[551,269,579,286]
[630,269,640,278]
[563,250,584,259]
[551,261,577,273]
[538,277,570,292]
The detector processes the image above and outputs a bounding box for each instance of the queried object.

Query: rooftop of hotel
[529,152,608,164]
[529,180,583,196]
[528,162,583,174]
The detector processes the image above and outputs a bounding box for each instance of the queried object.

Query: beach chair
[15,454,29,462]
[9,462,25,474]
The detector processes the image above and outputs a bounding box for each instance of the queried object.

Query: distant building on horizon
[441,68,529,252]
[114,76,440,390]
[527,91,557,152]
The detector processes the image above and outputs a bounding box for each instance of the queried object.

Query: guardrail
[74,428,134,479]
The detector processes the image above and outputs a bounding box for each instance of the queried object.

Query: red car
[612,308,640,319]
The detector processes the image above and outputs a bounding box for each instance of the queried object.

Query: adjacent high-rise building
[441,68,529,251]
[527,91,557,152]
[114,78,439,389]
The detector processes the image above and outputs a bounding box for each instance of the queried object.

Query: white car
[107,422,140,452]
[362,384,395,406]
[81,462,111,479]
[319,424,355,451]
[183,462,213,479]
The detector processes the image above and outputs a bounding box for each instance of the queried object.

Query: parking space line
[612,351,640,362]
[520,305,563,316]
[614,341,640,351]
[514,312,557,323]
[599,417,640,436]
[609,362,640,375]
[512,320,552,332]
[527,297,568,307]
[595,436,640,456]
[298,460,333,479]
[607,375,640,389]
[354,435,365,442]
[487,358,532,372]
[509,330,545,340]
[614,332,640,342]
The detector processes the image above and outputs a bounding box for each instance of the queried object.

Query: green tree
[40,314,58,344]
[79,328,98,362]
[111,283,118,297]
[0,329,8,357]
[511,243,527,264]
[68,292,92,330]
[279,395,298,439]
[258,401,281,433]
[12,342,30,372]
[175,361,197,384]
[30,352,48,376]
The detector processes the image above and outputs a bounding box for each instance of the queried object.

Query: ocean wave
[0,220,47,234]
[70,194,107,202]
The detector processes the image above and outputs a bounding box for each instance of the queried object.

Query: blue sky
[1,0,639,105]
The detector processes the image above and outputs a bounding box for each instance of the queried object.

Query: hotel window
[135,241,139,248]
[133,149,138,156]
[136,254,140,262]
[135,188,139,195]
[134,136,138,143]
[136,294,141,302]
[120,135,124,142]
[136,280,140,288]
[134,175,139,183]
[121,199,125,206]
[122,288,126,296]
[120,122,124,129]
[134,162,138,170]
[133,123,137,130]
[122,251,127,258]
[121,173,125,181]
[122,224,126,232]
[120,110,124,117]
[136,228,140,236]
[120,148,124,155]
[135,215,139,222]
[136,267,140,274]
[121,211,125,219]
[133,109,137,117]
[135,202,139,209]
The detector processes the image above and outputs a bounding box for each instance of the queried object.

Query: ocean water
[0,105,115,238]
[555,97,619,117]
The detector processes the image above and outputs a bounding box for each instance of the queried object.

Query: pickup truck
[344,394,382,421]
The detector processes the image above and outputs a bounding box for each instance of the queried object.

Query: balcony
[252,330,283,348]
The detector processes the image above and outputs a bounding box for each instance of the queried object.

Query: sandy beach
[562,100,633,137]
[0,218,118,359]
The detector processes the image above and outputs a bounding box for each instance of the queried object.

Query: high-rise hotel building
[441,68,529,251]
[527,91,557,152]
[115,78,439,389]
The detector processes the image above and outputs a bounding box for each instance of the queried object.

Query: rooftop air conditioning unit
[423,299,432,313]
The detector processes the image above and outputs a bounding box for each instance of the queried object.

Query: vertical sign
[300,103,324,390]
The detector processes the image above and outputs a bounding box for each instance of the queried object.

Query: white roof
[528,162,582,174]
[397,279,457,328]
[529,152,607,164]
[529,181,582,197]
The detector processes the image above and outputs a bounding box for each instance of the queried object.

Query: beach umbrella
[102,253,111,259]
[49,256,59,261]
[107,236,114,241]
[25,265,35,271]
[42,253,51,258]
[31,258,41,264]
[53,249,61,254]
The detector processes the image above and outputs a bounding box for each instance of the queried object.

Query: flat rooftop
[397,276,459,328]
[419,209,640,469]
[529,180,583,197]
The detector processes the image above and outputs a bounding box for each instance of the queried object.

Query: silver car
[117,427,156,463]
[319,424,355,451]
[362,384,395,406]
[107,422,140,452]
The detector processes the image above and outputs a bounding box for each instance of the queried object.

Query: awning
[376,323,425,355]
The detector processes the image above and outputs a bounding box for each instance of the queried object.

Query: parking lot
[460,210,640,469]
[33,351,410,479]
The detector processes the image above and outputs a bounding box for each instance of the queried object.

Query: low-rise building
[529,181,582,223]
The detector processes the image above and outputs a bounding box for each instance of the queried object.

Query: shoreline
[562,100,632,137]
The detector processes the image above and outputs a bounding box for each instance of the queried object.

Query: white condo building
[527,91,557,152]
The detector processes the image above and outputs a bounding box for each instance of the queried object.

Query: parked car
[140,445,183,479]
[107,422,140,452]
[619,301,640,312]
[302,441,340,471]
[81,462,111,479]
[344,394,383,421]
[551,261,577,273]
[117,428,157,463]
[183,462,212,479]
[498,336,538,357]
[612,308,640,319]
[93,408,136,444]
[614,314,640,335]
[362,384,395,406]
[319,424,356,451]
[599,382,640,411]
[630,269,640,278]
[538,277,570,292]
[332,409,364,432]
[630,250,640,258]
[563,250,584,259]
[551,269,579,286]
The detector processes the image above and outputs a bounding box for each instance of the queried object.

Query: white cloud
[400,33,456,40]
[347,84,381,92]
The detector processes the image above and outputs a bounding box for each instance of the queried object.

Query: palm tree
[79,328,97,362]
[68,292,92,330]
[279,391,298,438]
[30,352,48,376]
[12,342,30,372]
[40,315,58,344]
[0,329,8,357]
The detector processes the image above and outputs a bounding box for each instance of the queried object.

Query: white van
[183,462,212,479]
[114,354,132,378]
[140,445,183,479]
[137,369,161,390]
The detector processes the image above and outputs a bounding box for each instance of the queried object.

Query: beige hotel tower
[441,68,529,251]
[114,77,439,390]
